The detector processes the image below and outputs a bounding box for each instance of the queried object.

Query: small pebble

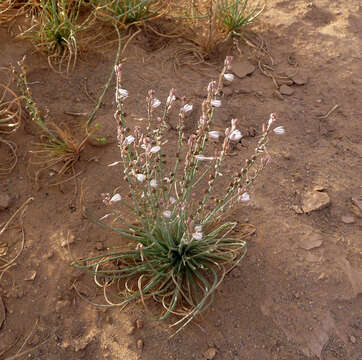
[349,335,356,344]
[204,347,217,360]
[136,339,144,350]
[95,242,105,251]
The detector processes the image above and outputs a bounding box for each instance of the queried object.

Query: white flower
[239,192,250,202]
[208,131,220,140]
[135,174,146,182]
[150,145,161,153]
[182,104,193,113]
[164,177,171,183]
[123,135,135,145]
[229,129,242,142]
[109,193,122,203]
[273,126,285,135]
[107,161,121,167]
[223,73,234,82]
[210,99,222,108]
[169,197,176,205]
[194,225,202,232]
[163,210,172,218]
[152,98,161,108]
[192,232,203,241]
[150,179,158,188]
[118,88,128,99]
[195,155,215,161]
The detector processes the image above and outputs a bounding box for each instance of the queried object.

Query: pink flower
[123,135,135,145]
[118,88,128,99]
[192,232,203,240]
[239,192,250,202]
[163,210,172,218]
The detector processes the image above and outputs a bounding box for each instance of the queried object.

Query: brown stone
[299,232,323,250]
[232,60,256,78]
[302,191,331,213]
[291,73,308,85]
[279,85,295,96]
[341,215,355,224]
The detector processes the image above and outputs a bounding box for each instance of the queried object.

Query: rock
[341,215,355,224]
[0,193,11,210]
[223,87,233,97]
[349,335,356,344]
[351,196,362,218]
[232,60,256,78]
[279,85,295,96]
[24,270,37,281]
[234,87,252,95]
[89,115,117,147]
[204,347,217,360]
[299,232,323,250]
[302,191,331,213]
[136,339,144,350]
[291,73,308,85]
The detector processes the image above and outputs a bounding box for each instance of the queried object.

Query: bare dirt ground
[0,0,361,359]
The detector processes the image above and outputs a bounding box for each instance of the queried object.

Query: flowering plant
[75,56,283,334]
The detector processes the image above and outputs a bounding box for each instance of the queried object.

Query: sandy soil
[0,0,361,359]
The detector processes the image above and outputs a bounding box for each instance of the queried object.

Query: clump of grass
[18,0,91,73]
[13,58,92,186]
[74,56,284,334]
[90,0,160,25]
[218,0,265,37]
[167,0,264,57]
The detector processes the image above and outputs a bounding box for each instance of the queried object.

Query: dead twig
[317,104,339,119]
